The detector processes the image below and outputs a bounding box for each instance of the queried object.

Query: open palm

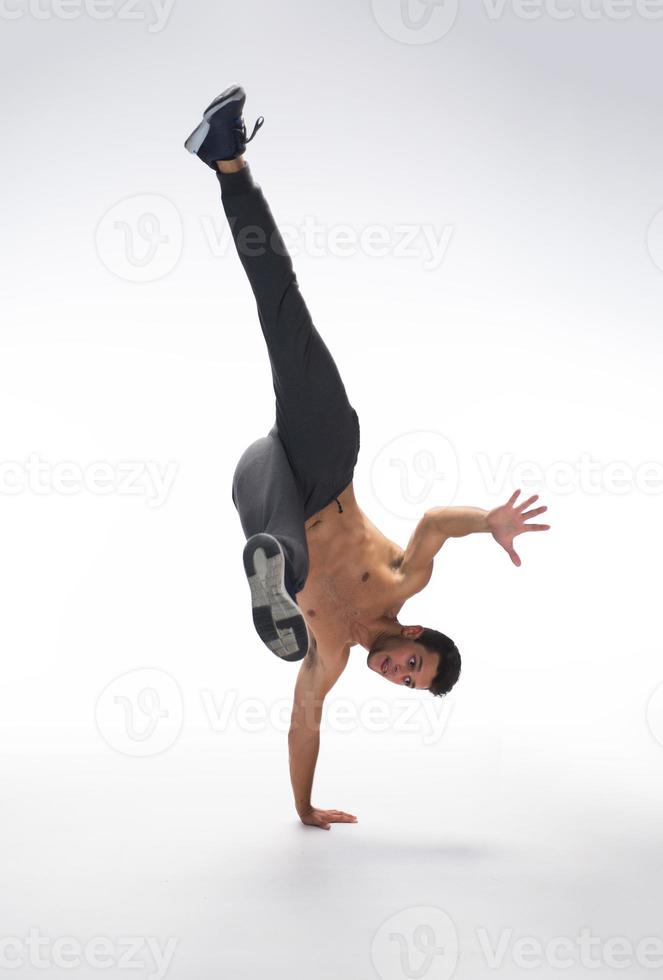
[487,489,550,567]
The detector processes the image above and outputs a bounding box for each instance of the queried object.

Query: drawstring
[334,496,343,513]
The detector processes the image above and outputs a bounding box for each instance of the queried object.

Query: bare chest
[296,503,404,647]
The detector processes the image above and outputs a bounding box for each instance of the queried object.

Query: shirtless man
[184,86,550,829]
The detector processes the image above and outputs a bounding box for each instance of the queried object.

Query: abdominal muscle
[295,482,405,652]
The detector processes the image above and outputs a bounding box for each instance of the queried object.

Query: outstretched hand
[487,489,550,567]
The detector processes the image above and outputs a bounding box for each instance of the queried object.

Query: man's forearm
[288,723,320,816]
[429,505,489,539]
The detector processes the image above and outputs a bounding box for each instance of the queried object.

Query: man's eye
[409,657,416,667]
[404,677,412,687]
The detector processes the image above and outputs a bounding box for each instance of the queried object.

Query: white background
[2,0,663,977]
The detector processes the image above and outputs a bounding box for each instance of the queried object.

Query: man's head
[366,625,461,696]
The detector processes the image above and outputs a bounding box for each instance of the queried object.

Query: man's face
[366,633,439,690]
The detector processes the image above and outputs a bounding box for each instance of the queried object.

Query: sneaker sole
[242,533,310,663]
[184,84,245,155]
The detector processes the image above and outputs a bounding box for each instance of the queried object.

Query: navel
[361,572,370,583]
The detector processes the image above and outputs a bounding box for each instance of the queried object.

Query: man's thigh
[268,286,360,510]
[275,404,360,522]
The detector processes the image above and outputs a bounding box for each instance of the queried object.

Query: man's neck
[350,617,402,654]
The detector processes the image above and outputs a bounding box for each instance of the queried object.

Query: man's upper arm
[290,640,349,734]
[399,509,446,584]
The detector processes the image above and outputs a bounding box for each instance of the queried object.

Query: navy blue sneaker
[184,84,264,168]
[242,533,310,663]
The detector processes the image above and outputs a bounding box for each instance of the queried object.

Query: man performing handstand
[184,86,550,829]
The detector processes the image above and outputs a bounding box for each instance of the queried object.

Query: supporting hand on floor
[298,806,359,831]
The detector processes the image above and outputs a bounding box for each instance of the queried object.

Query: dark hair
[413,628,461,697]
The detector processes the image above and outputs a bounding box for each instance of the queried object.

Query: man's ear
[401,625,424,639]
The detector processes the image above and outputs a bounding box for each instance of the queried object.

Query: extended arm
[288,640,357,830]
[399,489,550,580]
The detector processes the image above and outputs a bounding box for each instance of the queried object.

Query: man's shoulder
[304,632,350,672]
[392,550,434,601]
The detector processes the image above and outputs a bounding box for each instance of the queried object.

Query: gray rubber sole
[242,533,310,663]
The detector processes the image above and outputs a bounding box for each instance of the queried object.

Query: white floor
[3,717,663,979]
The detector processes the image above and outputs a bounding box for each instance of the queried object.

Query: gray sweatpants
[219,165,360,598]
